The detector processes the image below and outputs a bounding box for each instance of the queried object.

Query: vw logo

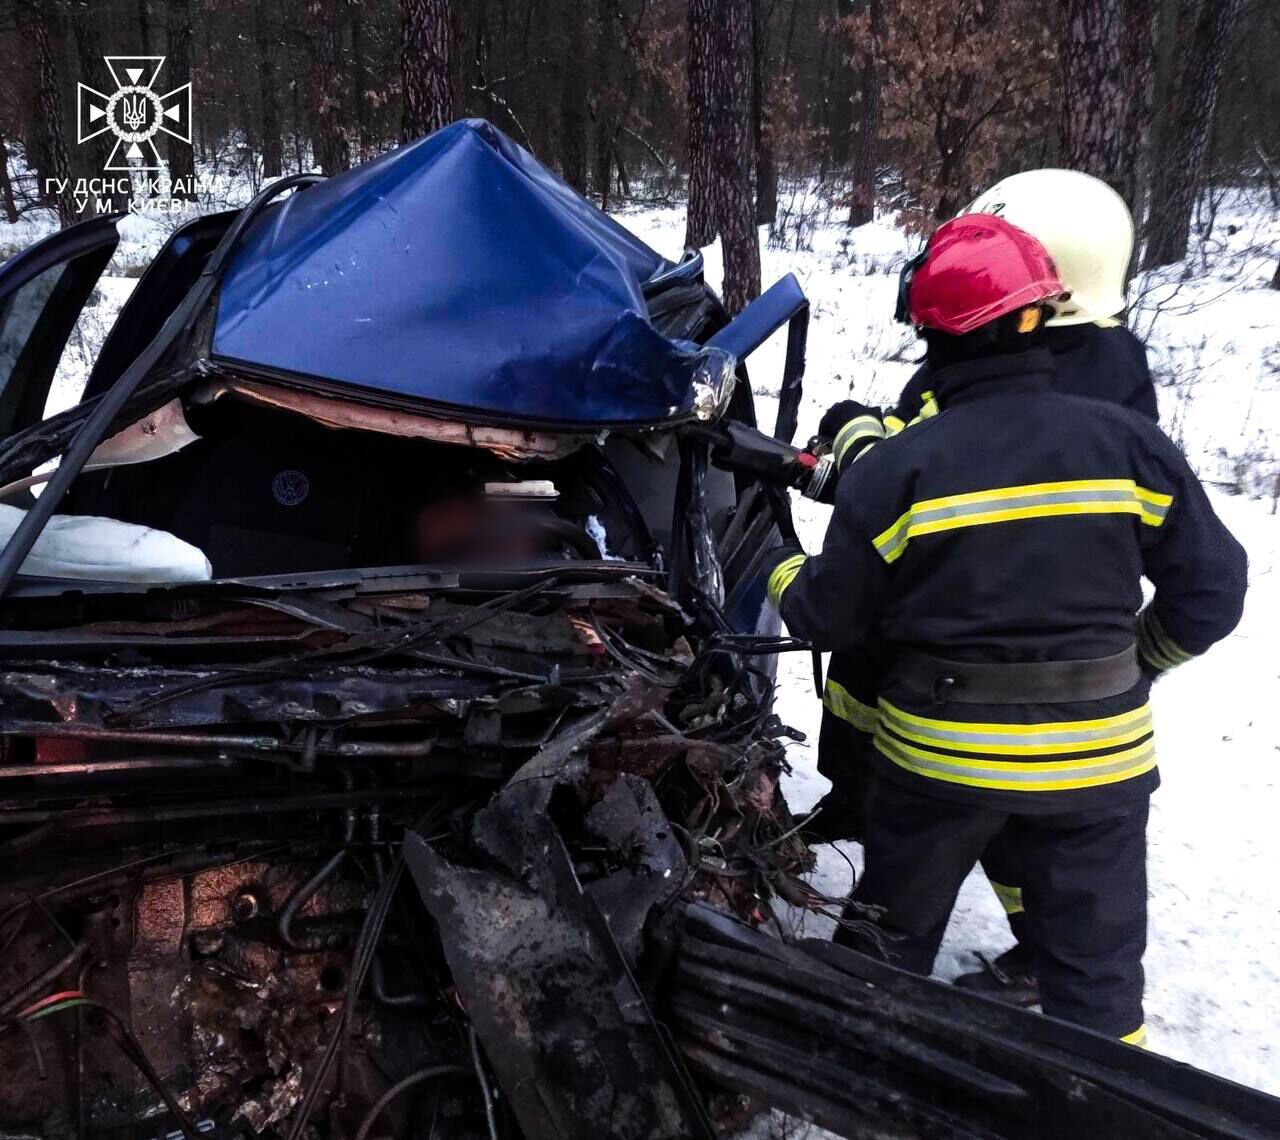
[271,469,310,507]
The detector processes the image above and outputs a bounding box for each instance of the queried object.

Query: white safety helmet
[962,169,1133,327]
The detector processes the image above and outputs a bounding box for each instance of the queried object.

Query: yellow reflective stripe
[881,396,937,441]
[1137,618,1181,671]
[874,734,1157,791]
[872,510,913,561]
[834,415,886,469]
[878,699,1151,738]
[989,880,1025,915]
[871,480,1173,564]
[878,699,1152,756]
[876,728,1156,773]
[910,480,1167,513]
[1120,1024,1148,1048]
[823,679,880,733]
[1137,609,1194,672]
[767,553,806,606]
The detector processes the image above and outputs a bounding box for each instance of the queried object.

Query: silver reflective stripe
[879,704,1152,749]
[872,480,1173,563]
[911,487,1149,526]
[1137,608,1194,672]
[834,415,885,468]
[877,737,1156,785]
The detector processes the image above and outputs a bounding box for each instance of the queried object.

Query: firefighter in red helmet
[763,214,1247,1043]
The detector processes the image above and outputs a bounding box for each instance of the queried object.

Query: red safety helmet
[896,214,1068,336]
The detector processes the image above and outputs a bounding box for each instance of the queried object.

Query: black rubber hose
[277,849,349,950]
[0,173,325,600]
[352,1064,475,1140]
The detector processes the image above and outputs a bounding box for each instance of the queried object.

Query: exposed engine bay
[0,495,816,1138]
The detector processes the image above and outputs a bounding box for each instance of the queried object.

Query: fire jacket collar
[930,349,1055,409]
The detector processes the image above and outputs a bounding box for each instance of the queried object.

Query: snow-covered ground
[4,179,1278,1106]
[622,195,1280,1099]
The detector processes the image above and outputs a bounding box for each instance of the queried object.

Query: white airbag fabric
[0,504,212,583]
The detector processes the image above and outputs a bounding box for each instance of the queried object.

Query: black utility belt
[894,645,1141,705]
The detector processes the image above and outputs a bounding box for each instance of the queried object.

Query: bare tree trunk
[401,0,454,141]
[68,0,114,216]
[17,0,75,227]
[848,0,881,226]
[0,134,19,224]
[1142,0,1243,269]
[685,0,717,248]
[166,0,197,198]
[256,0,283,178]
[592,0,618,208]
[311,0,350,172]
[350,0,372,160]
[711,0,761,313]
[828,0,856,169]
[559,6,588,192]
[1059,0,1154,225]
[751,0,777,226]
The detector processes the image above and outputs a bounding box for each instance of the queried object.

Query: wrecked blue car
[0,122,1273,1140]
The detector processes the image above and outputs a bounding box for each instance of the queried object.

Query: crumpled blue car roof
[211,120,727,426]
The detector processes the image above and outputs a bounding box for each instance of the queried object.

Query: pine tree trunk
[592,0,618,208]
[828,0,856,169]
[166,0,196,198]
[68,0,114,216]
[559,6,588,192]
[0,134,19,224]
[751,0,777,227]
[685,0,717,248]
[401,0,454,141]
[711,0,761,314]
[17,0,75,228]
[311,0,350,172]
[350,0,372,160]
[288,36,306,174]
[1142,0,1242,269]
[256,0,283,178]
[848,0,881,226]
[1059,0,1154,225]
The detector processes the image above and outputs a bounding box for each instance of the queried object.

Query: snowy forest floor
[621,195,1280,1106]
[5,183,1279,1118]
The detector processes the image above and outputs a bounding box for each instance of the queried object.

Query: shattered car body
[1,121,1279,1140]
[0,120,817,1139]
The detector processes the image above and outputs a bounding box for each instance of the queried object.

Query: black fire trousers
[839,772,1148,1039]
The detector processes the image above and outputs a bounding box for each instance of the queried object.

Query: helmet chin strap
[924,307,1048,369]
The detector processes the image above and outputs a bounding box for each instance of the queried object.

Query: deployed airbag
[0,504,212,582]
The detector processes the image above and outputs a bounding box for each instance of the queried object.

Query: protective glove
[818,399,886,471]
[818,399,880,442]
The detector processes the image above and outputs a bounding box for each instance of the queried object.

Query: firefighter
[809,170,1159,1006]
[765,213,1247,1043]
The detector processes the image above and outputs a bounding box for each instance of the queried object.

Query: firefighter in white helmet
[806,169,1159,1007]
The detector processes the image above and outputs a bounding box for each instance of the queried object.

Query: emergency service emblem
[77,56,192,172]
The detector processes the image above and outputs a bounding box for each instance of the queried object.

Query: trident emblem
[77,56,192,172]
[120,93,148,132]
